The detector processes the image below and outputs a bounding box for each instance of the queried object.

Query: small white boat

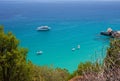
[72,48,75,51]
[77,45,80,49]
[36,26,51,31]
[36,51,43,55]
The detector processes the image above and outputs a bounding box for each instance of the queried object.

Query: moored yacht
[36,26,51,31]
[36,51,43,55]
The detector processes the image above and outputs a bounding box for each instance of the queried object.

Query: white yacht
[36,51,43,55]
[36,26,51,31]
[72,48,75,51]
[77,45,80,49]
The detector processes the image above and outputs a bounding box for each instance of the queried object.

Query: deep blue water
[0,1,120,72]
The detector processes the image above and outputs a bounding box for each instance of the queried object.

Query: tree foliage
[0,25,31,81]
[104,39,120,69]
[69,61,101,79]
[101,39,120,81]
[29,63,70,81]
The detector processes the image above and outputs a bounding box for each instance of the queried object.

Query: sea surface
[0,1,120,72]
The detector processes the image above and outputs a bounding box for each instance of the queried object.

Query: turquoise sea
[0,1,120,72]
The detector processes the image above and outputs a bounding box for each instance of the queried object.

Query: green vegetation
[0,25,31,81]
[69,61,101,79]
[104,39,120,69]
[103,39,120,81]
[76,61,101,74]
[30,64,70,81]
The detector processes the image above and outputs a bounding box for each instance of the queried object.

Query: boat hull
[36,27,51,31]
[37,29,50,31]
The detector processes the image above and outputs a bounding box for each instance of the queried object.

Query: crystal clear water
[0,1,120,72]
